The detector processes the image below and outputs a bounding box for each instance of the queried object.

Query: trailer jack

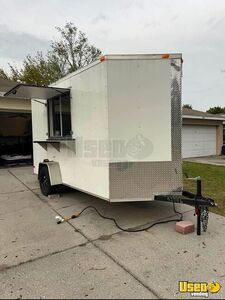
[154,177,217,236]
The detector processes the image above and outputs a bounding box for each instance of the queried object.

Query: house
[0,78,32,166]
[216,114,225,142]
[182,108,225,158]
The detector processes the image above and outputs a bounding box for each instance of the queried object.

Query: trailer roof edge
[51,53,182,86]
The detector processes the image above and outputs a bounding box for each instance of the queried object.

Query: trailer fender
[38,161,62,186]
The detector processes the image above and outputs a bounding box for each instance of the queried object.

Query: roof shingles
[182,107,225,120]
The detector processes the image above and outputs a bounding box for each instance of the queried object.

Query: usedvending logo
[179,281,221,298]
[126,134,153,159]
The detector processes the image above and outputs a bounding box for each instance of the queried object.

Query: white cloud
[0,24,49,60]
[91,13,109,25]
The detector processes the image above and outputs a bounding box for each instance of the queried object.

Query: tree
[207,106,225,114]
[0,22,102,85]
[0,68,9,80]
[183,104,192,109]
[9,52,63,85]
[50,22,102,74]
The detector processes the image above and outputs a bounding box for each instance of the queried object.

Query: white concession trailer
[5,54,183,202]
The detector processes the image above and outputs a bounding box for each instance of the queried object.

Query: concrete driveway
[184,155,225,166]
[0,166,225,299]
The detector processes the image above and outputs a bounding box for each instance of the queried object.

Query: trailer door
[31,99,48,173]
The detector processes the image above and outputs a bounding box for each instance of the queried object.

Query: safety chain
[201,206,209,232]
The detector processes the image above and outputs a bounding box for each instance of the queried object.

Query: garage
[182,108,225,158]
[0,78,32,167]
[0,112,32,166]
[182,125,217,158]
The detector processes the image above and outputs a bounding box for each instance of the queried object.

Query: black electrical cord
[70,200,183,233]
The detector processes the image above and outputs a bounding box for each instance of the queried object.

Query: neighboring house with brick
[182,108,225,158]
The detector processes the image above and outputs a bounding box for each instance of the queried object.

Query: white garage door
[182,125,217,158]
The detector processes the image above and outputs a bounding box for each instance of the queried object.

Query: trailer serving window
[47,93,72,138]
[3,83,72,141]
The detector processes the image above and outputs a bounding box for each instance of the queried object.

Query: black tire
[39,166,55,196]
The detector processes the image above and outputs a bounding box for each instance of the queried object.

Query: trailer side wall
[40,62,109,199]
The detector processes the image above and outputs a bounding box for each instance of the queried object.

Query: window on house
[47,93,72,139]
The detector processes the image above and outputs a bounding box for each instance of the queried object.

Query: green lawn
[183,161,225,216]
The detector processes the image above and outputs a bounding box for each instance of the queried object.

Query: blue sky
[0,0,225,110]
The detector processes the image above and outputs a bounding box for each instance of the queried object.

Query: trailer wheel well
[38,161,62,186]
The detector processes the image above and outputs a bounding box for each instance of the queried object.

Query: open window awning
[4,84,70,100]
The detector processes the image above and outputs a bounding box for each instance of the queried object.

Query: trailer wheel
[39,166,55,196]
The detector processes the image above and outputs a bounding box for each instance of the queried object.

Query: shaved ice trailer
[4,54,216,235]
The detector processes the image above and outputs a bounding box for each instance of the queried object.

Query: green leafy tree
[51,22,102,74]
[183,104,192,109]
[0,68,9,80]
[207,106,225,114]
[1,22,102,85]
[9,52,62,85]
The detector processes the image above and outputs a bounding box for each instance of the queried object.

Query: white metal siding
[107,59,172,162]
[182,125,217,158]
[49,62,110,199]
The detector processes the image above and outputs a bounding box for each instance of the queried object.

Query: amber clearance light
[162,54,170,59]
[100,55,107,62]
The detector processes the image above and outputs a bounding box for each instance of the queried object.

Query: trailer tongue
[155,176,216,235]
